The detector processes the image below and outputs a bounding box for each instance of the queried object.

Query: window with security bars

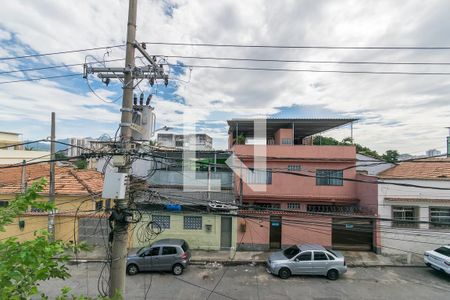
[152,215,170,229]
[307,204,359,213]
[430,207,450,228]
[254,203,281,209]
[287,165,301,171]
[287,202,300,209]
[184,216,202,230]
[392,206,418,228]
[316,169,343,186]
[246,169,272,184]
[281,138,292,145]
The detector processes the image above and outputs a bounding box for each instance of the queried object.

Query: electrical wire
[0,44,125,61]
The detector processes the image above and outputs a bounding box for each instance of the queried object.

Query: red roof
[0,164,104,195]
[379,157,450,180]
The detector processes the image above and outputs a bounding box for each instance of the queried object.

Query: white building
[0,131,50,164]
[425,149,441,157]
[157,133,213,150]
[66,138,91,157]
[377,157,450,257]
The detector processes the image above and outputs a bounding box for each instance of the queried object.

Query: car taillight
[181,253,188,260]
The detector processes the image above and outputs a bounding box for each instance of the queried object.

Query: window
[314,251,328,261]
[0,200,8,208]
[162,247,178,255]
[95,201,103,211]
[105,199,111,210]
[316,169,343,186]
[283,246,300,259]
[184,216,202,230]
[152,215,171,229]
[326,253,335,260]
[296,251,312,261]
[254,203,281,209]
[287,203,300,210]
[434,247,450,257]
[146,247,160,256]
[430,207,450,228]
[282,138,291,145]
[287,165,300,171]
[247,169,272,184]
[307,204,359,213]
[392,206,418,228]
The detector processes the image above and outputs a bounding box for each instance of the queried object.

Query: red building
[227,118,379,252]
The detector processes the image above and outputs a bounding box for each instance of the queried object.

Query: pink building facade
[228,119,380,252]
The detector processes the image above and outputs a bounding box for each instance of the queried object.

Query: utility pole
[82,0,168,296]
[48,112,56,241]
[109,0,137,297]
[20,159,27,193]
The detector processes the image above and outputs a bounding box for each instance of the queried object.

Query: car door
[158,246,179,271]
[312,251,330,275]
[145,247,161,271]
[292,251,313,274]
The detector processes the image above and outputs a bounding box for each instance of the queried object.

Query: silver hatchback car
[126,239,191,276]
[266,244,347,280]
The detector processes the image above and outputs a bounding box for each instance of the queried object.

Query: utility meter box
[102,172,128,199]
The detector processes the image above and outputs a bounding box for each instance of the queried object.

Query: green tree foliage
[74,159,88,169]
[0,179,117,299]
[55,152,68,161]
[382,149,400,163]
[312,136,397,161]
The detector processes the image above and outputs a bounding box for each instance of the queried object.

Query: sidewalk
[70,247,425,267]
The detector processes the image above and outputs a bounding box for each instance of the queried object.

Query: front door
[269,216,282,249]
[143,247,160,271]
[220,216,232,249]
[292,251,314,274]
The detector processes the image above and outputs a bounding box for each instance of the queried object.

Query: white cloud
[0,0,449,153]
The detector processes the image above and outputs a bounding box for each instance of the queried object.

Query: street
[37,263,450,300]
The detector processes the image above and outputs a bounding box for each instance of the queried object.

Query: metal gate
[220,216,232,249]
[332,218,373,251]
[269,216,282,249]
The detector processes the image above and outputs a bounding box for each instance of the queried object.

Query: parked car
[424,245,450,275]
[126,239,191,275]
[266,244,347,280]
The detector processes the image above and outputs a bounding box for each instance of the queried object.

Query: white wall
[378,179,450,256]
[0,150,50,164]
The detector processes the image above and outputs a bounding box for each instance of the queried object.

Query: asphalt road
[37,263,450,300]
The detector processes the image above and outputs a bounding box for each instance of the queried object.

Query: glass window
[181,241,189,252]
[296,252,312,261]
[283,246,300,259]
[430,207,450,228]
[146,247,160,256]
[282,138,292,145]
[314,251,328,261]
[246,169,272,184]
[326,253,335,260]
[287,165,300,171]
[254,203,280,209]
[287,202,300,209]
[316,169,343,186]
[392,206,418,228]
[162,247,178,255]
[95,201,103,211]
[434,247,450,257]
[152,215,170,229]
[184,216,202,230]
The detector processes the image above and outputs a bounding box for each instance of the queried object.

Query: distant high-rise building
[66,138,91,157]
[157,133,213,150]
[425,149,441,157]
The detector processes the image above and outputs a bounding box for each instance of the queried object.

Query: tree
[74,159,88,169]
[382,149,399,163]
[55,152,68,161]
[0,179,117,299]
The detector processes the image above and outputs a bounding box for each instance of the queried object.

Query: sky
[0,0,449,154]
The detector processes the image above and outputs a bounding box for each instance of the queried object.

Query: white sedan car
[424,245,450,275]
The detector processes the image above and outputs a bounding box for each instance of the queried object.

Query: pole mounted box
[102,172,128,199]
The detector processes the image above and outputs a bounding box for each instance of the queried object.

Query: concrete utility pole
[48,112,56,241]
[109,0,137,297]
[83,0,168,296]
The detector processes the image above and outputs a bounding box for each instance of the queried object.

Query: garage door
[332,218,373,251]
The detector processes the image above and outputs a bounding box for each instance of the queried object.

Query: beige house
[0,131,50,164]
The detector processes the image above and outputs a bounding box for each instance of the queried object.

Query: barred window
[281,138,292,145]
[254,203,281,209]
[392,206,418,228]
[95,201,103,211]
[247,168,272,184]
[430,207,450,228]
[287,202,300,209]
[307,204,358,213]
[153,215,171,229]
[184,216,202,230]
[287,165,301,172]
[316,169,343,186]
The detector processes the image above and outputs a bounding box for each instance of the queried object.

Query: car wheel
[278,267,291,279]
[172,263,184,275]
[327,269,339,280]
[127,264,139,276]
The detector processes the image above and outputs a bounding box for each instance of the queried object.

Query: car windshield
[434,247,450,257]
[283,245,300,259]
[136,247,146,255]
